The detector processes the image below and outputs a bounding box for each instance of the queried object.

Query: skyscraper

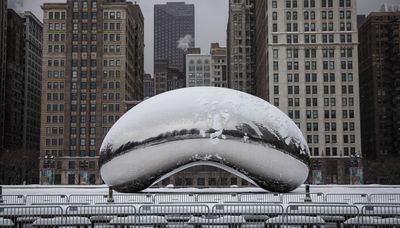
[359,12,400,184]
[154,2,195,73]
[0,0,6,152]
[0,9,43,184]
[227,0,256,94]
[255,0,362,184]
[40,0,144,185]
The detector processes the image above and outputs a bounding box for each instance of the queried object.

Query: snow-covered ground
[2,184,400,195]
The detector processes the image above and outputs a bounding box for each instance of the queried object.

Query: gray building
[359,12,400,184]
[0,0,7,152]
[154,2,195,73]
[227,0,256,94]
[0,9,43,185]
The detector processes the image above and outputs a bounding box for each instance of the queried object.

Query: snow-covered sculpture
[99,87,310,193]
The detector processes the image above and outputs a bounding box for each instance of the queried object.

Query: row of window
[102,103,120,112]
[47,82,65,90]
[306,122,356,132]
[309,147,356,157]
[45,138,64,146]
[45,127,64,136]
[46,115,64,124]
[104,11,122,20]
[281,10,352,21]
[48,11,66,20]
[48,71,65,79]
[47,93,64,101]
[288,109,355,119]
[70,127,96,136]
[70,138,96,147]
[48,34,65,42]
[73,1,97,9]
[48,59,65,67]
[48,45,65,53]
[47,104,65,113]
[48,23,65,31]
[278,0,352,9]
[273,60,353,71]
[307,134,356,144]
[273,22,352,33]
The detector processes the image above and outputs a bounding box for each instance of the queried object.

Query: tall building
[256,0,361,184]
[154,2,195,73]
[21,11,43,164]
[40,0,144,185]
[359,12,400,184]
[0,0,6,152]
[227,0,256,94]
[210,43,228,88]
[0,9,43,184]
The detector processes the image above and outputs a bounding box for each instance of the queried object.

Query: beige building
[40,0,144,185]
[255,0,362,184]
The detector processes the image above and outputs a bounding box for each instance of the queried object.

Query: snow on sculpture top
[99,87,310,193]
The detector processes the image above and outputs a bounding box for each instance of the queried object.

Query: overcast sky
[8,0,400,74]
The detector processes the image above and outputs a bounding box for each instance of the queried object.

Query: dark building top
[154,2,195,73]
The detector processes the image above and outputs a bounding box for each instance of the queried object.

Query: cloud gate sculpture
[99,87,310,193]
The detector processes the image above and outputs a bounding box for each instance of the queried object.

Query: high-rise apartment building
[154,2,195,73]
[227,0,256,94]
[0,9,43,184]
[210,43,228,88]
[40,0,144,185]
[0,0,6,151]
[256,0,361,184]
[359,12,400,184]
[21,11,43,161]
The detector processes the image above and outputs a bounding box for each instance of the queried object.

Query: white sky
[8,0,400,74]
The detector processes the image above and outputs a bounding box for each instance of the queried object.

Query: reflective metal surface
[100,87,310,193]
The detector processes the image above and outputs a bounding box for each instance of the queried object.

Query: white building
[186,54,212,87]
[257,0,362,184]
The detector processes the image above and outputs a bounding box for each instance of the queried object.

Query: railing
[2,193,400,205]
[0,203,400,226]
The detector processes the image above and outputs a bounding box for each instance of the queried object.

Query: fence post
[304,184,312,202]
[108,186,114,203]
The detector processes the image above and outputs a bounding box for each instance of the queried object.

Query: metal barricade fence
[139,204,210,226]
[154,193,196,204]
[25,194,69,205]
[282,193,325,203]
[69,194,109,205]
[343,205,400,226]
[370,194,400,204]
[325,193,369,204]
[239,193,282,203]
[0,195,25,205]
[286,204,359,227]
[211,204,284,227]
[0,206,63,227]
[114,193,154,204]
[197,193,240,203]
[66,205,136,226]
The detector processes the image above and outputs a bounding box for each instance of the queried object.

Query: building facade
[210,43,228,88]
[40,0,144,185]
[359,12,400,184]
[0,0,6,152]
[0,9,43,184]
[186,54,212,87]
[143,74,155,99]
[227,0,256,94]
[256,0,362,184]
[154,2,195,73]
